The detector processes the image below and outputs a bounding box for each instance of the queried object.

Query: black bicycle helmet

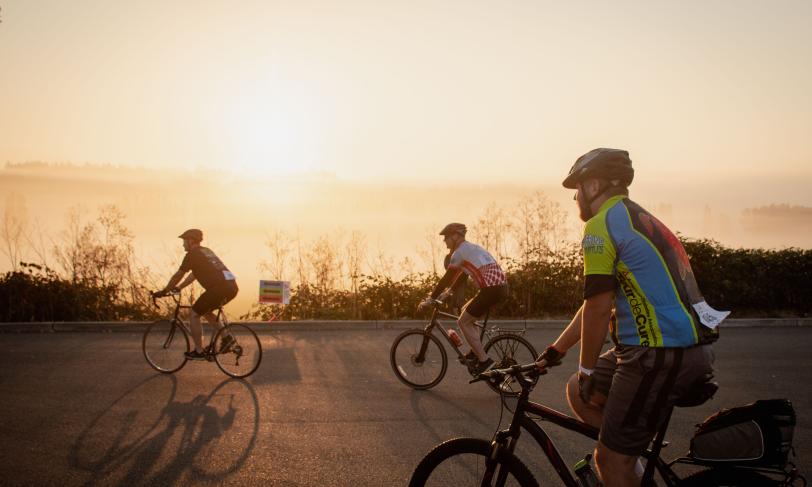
[562,148,634,189]
[439,223,467,236]
[178,228,203,242]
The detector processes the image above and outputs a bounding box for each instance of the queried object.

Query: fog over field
[2,163,810,315]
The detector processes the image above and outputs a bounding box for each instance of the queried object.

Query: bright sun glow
[222,77,327,178]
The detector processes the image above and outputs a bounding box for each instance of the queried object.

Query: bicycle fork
[485,431,519,486]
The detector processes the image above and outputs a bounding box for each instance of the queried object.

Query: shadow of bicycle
[70,375,260,486]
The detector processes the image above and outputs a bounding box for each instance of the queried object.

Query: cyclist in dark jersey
[535,149,728,486]
[157,229,239,360]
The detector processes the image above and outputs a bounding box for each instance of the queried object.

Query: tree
[1,192,28,271]
[512,191,568,264]
[471,202,511,260]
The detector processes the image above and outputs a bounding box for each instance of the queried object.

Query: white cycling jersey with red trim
[448,241,507,289]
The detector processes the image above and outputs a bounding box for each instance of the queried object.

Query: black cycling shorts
[192,280,239,315]
[462,284,508,318]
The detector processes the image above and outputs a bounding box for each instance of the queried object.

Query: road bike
[409,362,806,486]
[142,290,262,378]
[390,299,538,395]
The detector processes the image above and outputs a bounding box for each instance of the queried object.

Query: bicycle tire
[214,323,262,378]
[484,334,538,396]
[390,329,448,390]
[142,319,189,373]
[678,467,782,486]
[409,437,538,487]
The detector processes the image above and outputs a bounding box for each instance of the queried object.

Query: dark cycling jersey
[582,195,718,347]
[179,246,236,291]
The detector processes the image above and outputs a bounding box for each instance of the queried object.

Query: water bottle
[573,454,600,487]
[447,328,463,347]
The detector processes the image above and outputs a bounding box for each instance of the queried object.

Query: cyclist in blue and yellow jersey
[535,148,729,487]
[419,223,509,374]
[156,229,239,361]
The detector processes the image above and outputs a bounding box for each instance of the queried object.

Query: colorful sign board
[259,280,290,305]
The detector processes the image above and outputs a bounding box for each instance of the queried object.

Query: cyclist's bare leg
[189,310,205,353]
[201,311,220,328]
[565,372,606,428]
[594,441,638,487]
[457,312,487,361]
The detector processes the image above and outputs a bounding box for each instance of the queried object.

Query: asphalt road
[0,326,810,486]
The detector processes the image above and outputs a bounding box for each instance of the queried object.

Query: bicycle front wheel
[390,329,448,390]
[409,437,538,487]
[142,319,189,373]
[214,324,263,378]
[484,334,538,396]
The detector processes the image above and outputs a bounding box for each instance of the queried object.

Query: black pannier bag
[689,399,796,468]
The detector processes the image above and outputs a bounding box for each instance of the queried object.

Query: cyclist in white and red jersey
[419,223,509,374]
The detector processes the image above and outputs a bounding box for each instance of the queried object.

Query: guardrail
[0,318,810,333]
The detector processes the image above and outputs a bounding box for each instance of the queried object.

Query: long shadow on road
[70,375,260,486]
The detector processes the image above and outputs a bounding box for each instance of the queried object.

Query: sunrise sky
[1,0,811,188]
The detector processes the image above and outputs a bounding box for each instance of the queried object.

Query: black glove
[578,372,595,404]
[536,345,565,367]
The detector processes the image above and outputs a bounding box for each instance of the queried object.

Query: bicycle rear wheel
[214,323,262,378]
[142,319,189,373]
[409,437,538,487]
[484,334,538,396]
[390,329,448,390]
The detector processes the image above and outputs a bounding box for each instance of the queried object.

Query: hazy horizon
[3,163,811,315]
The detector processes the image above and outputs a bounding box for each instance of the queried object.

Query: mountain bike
[142,290,262,378]
[390,298,538,395]
[409,362,806,486]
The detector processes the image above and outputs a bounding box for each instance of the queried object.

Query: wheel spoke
[391,330,447,390]
[142,320,189,373]
[214,324,262,378]
[483,335,537,396]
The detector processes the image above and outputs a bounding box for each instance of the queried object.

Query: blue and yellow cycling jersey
[582,195,718,347]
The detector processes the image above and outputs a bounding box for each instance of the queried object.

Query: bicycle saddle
[675,373,718,408]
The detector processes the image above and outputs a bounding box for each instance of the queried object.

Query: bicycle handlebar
[151,289,180,307]
[469,360,562,391]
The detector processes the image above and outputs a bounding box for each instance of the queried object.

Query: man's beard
[577,199,592,222]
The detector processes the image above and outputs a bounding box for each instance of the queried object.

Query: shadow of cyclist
[71,376,259,486]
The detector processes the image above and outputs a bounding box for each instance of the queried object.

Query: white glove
[437,290,452,302]
[418,297,434,311]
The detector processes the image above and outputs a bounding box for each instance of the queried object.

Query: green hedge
[3,239,810,322]
[0,263,151,322]
[243,239,811,321]
[682,238,812,317]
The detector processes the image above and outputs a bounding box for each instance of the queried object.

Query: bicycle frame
[494,383,599,487]
[421,306,489,362]
[483,368,799,487]
[158,292,228,353]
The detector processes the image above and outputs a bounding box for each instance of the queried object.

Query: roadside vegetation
[1,194,810,321]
